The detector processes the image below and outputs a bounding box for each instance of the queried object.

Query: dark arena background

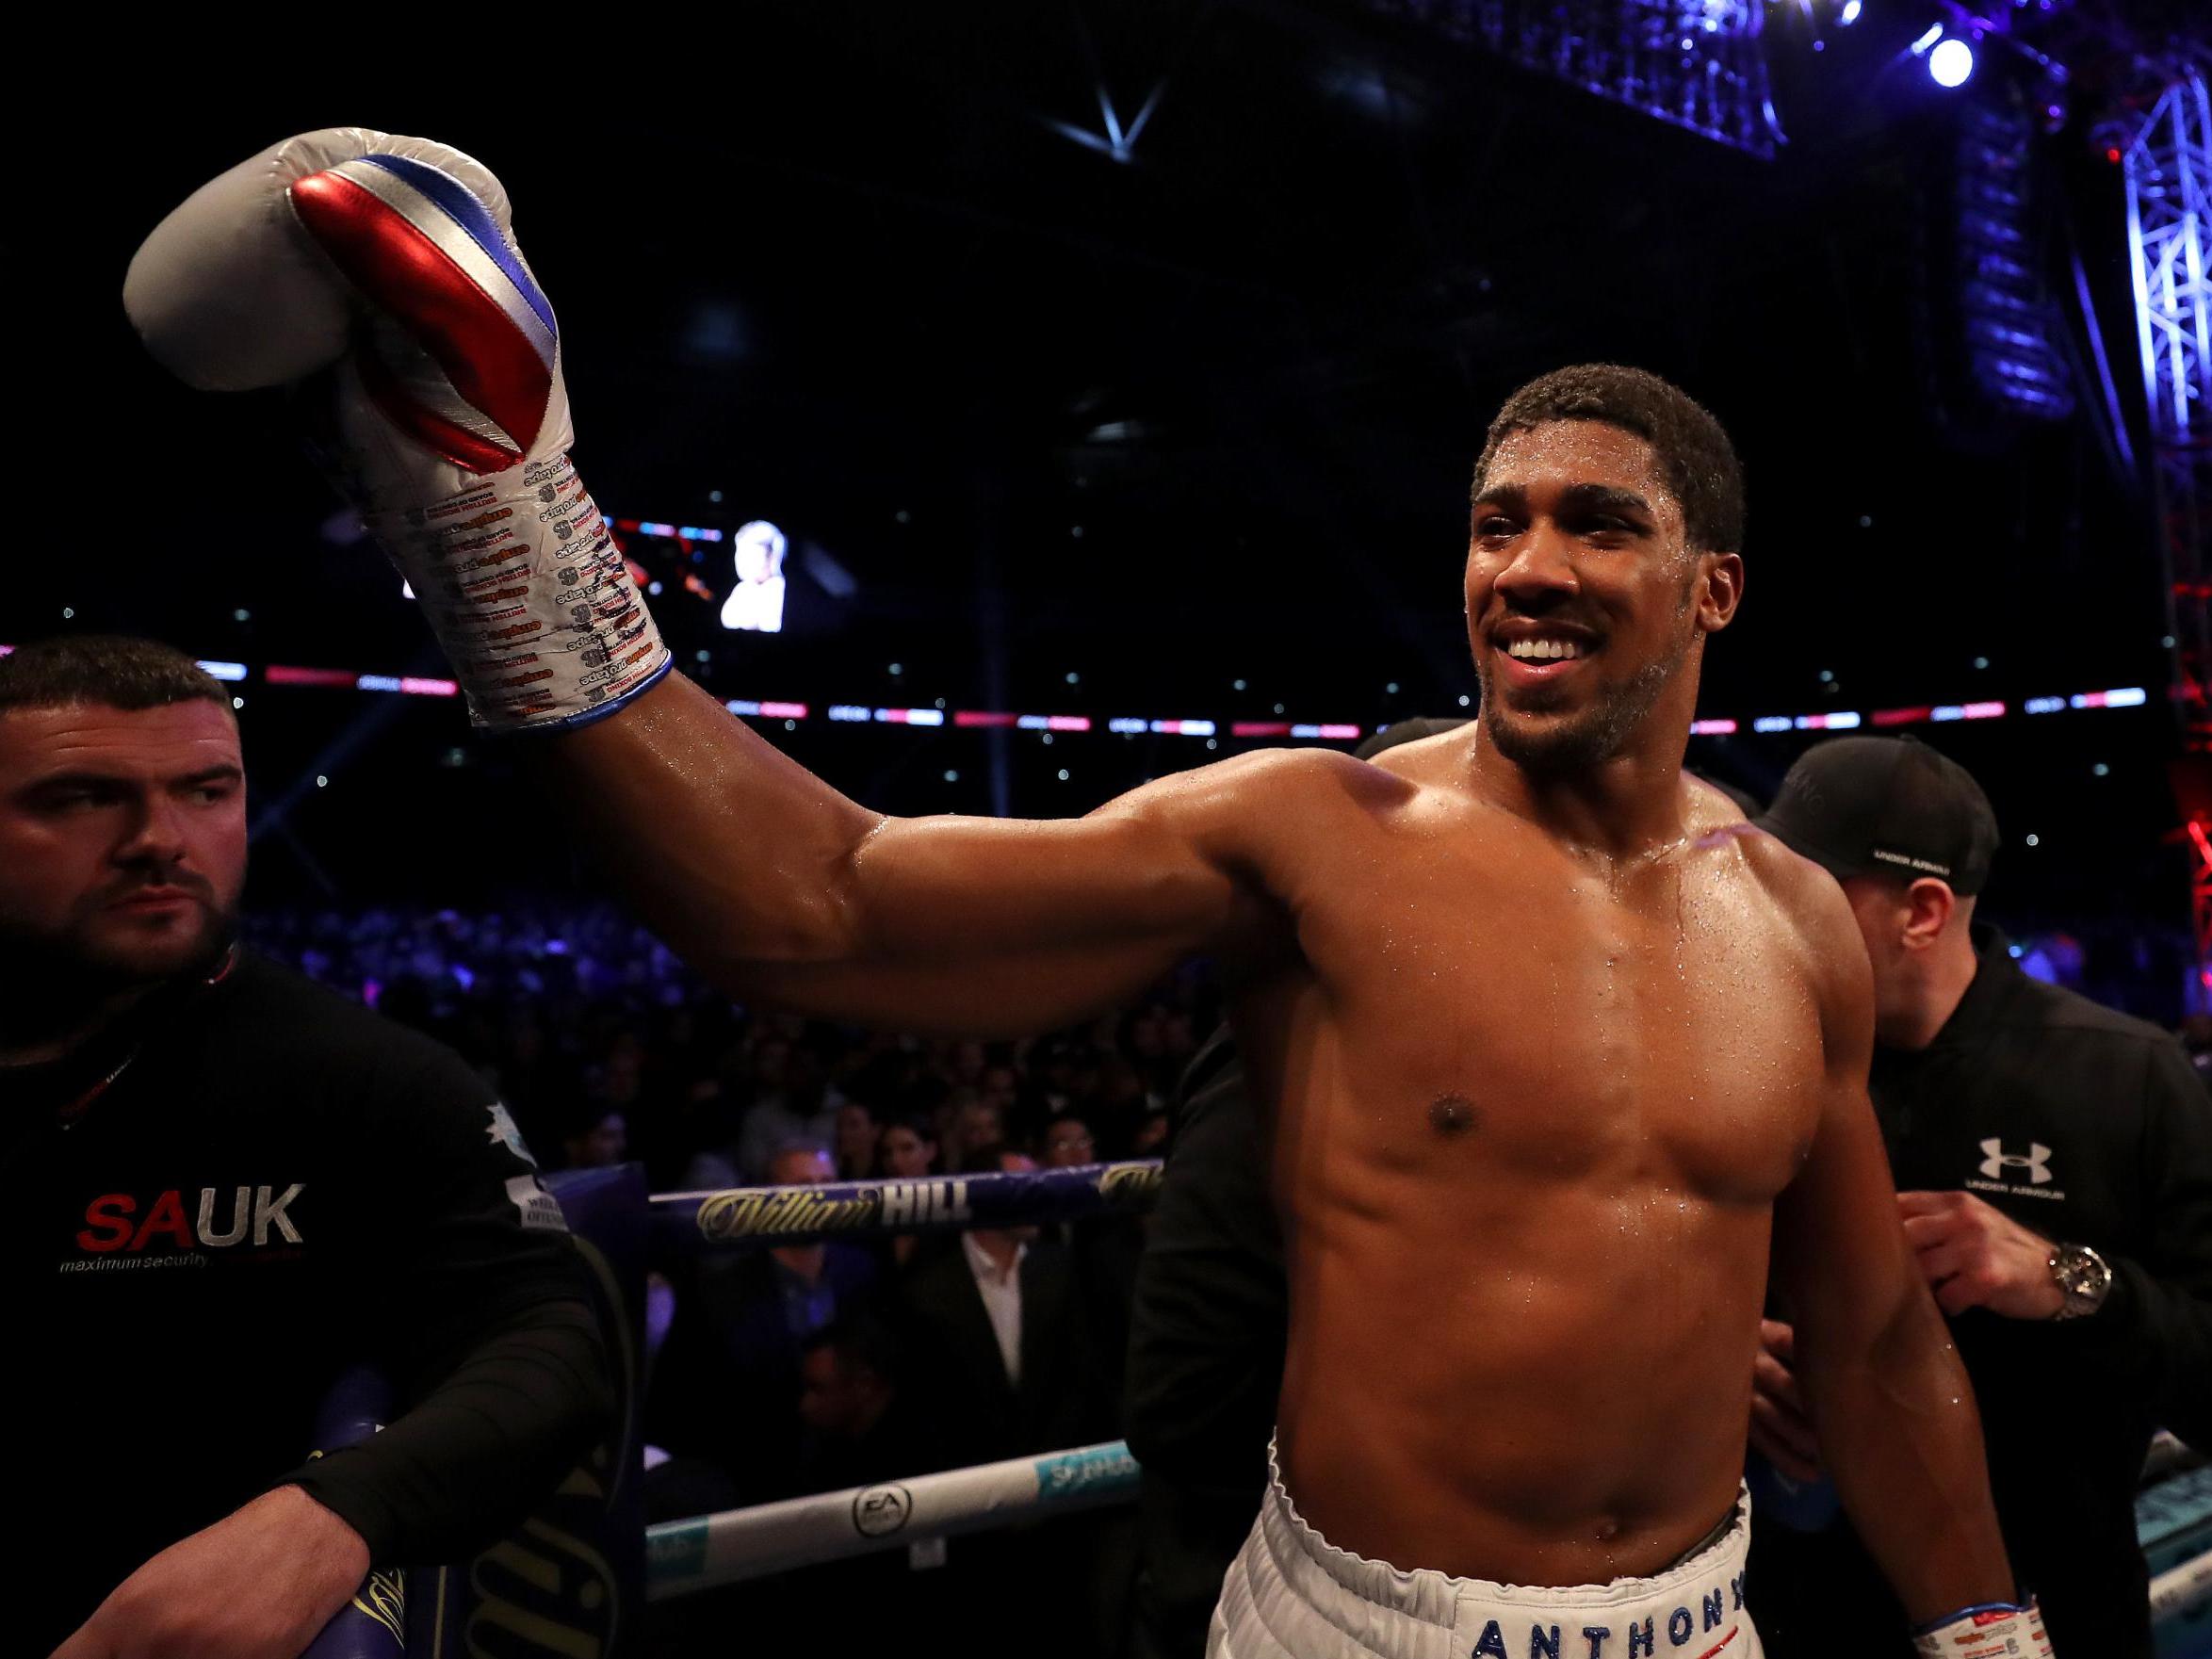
[24,5,2212,1656]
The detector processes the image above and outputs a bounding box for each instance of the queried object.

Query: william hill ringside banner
[655,1160,1164,1247]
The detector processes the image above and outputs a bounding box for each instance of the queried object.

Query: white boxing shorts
[1210,1444,1761,1659]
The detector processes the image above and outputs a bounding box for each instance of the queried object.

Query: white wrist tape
[367,453,668,731]
[1911,1599,2053,1658]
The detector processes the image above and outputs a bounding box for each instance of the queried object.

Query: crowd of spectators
[248,897,1203,1656]
[250,899,1199,1187]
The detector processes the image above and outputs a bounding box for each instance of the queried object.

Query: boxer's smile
[1488,621,1602,692]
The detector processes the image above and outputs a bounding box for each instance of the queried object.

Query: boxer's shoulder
[1728,827,1876,1030]
[1730,823,1855,934]
[1115,743,1418,846]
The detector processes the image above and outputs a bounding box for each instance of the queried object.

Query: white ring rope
[645,1440,1142,1599]
[2151,1548,2212,1628]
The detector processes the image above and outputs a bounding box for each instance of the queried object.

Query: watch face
[2056,1245,2109,1310]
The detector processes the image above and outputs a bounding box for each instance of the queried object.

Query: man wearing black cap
[1747,734,2212,1659]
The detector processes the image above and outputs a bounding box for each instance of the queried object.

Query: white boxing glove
[124,127,670,732]
[1911,1599,2054,1658]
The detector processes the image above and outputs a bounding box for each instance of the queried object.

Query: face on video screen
[723,521,789,634]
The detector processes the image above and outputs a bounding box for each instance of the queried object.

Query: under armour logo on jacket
[1978,1139,2054,1184]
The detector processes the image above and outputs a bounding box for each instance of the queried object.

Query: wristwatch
[2048,1243,2112,1320]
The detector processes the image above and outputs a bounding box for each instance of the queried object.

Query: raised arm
[540,670,1340,1033]
[1769,882,2020,1628]
[122,129,1354,1039]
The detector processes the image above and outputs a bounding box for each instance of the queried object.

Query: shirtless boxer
[126,130,2051,1657]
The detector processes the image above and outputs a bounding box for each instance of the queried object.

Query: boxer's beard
[0,886,236,1055]
[1480,607,1696,777]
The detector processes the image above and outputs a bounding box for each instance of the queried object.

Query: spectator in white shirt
[961,1147,1042,1386]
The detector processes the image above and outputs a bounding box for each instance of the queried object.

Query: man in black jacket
[1124,1024,1288,1659]
[897,1142,1107,1471]
[896,1142,1118,1658]
[1,636,613,1659]
[1746,734,2212,1659]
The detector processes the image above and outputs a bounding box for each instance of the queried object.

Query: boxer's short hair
[1473,365,1746,555]
[0,635,229,715]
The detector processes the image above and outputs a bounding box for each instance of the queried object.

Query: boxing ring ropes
[301,1159,1162,1657]
[641,1161,1162,1600]
[302,1159,2212,1657]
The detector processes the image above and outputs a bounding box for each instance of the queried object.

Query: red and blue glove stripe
[288,154,559,474]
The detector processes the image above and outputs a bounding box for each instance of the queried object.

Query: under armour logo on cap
[1978,1139,2053,1184]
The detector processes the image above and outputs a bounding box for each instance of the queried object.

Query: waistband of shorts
[1262,1439,1752,1629]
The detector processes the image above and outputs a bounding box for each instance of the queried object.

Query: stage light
[1838,0,1862,24]
[1929,38,1975,88]
[1910,24,1944,55]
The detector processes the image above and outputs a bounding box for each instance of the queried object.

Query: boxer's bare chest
[1251,789,1828,1208]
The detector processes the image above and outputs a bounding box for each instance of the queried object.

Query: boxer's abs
[1233,821,1829,1588]
[1275,1183,1775,1586]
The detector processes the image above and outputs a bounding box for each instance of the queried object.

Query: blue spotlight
[1929,38,1976,87]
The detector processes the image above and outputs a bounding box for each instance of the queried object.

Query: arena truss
[1367,0,1785,156]
[2112,56,2212,754]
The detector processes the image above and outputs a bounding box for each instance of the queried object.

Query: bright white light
[1838,0,1862,24]
[1928,38,1974,87]
[1909,23,1944,54]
